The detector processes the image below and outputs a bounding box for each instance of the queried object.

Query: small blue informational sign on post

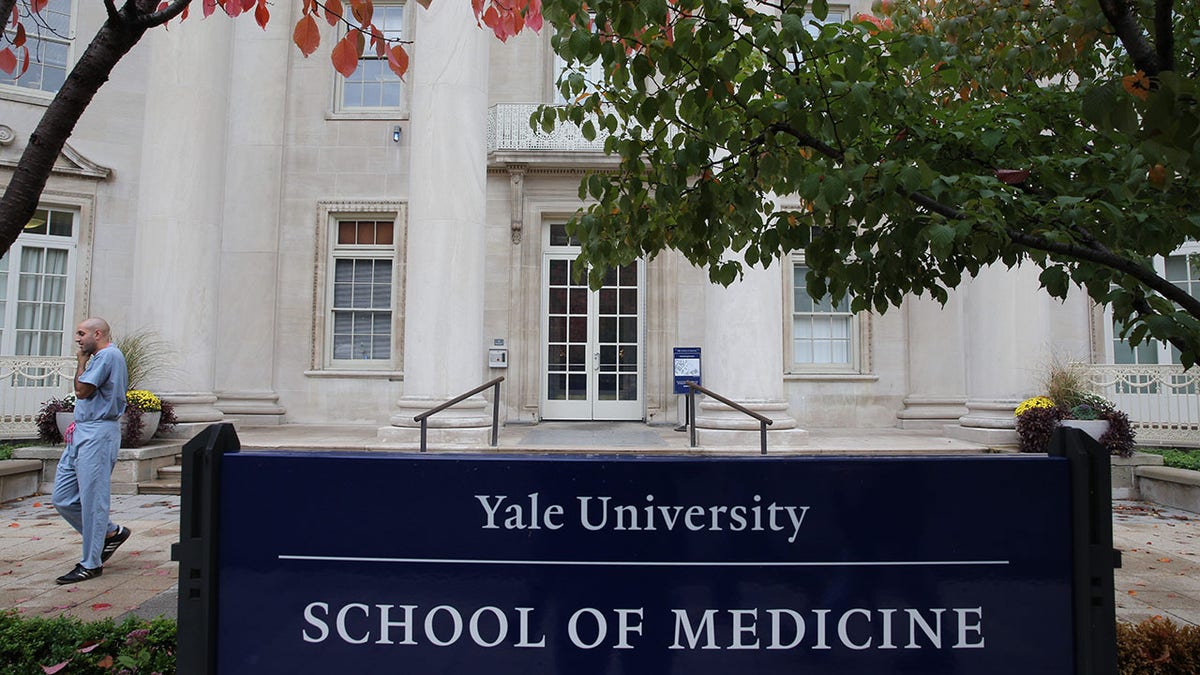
[673,346,701,394]
[213,452,1075,674]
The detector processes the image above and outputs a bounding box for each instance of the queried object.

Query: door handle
[594,351,600,370]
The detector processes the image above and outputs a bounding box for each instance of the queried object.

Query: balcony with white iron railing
[487,103,615,167]
[1078,363,1200,447]
[0,356,75,439]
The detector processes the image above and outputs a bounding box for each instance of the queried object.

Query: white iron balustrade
[1078,363,1200,447]
[0,356,75,438]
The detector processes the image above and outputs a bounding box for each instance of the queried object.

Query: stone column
[130,21,232,424]
[946,264,1050,445]
[211,9,290,424]
[377,0,491,446]
[897,291,968,429]
[694,258,808,447]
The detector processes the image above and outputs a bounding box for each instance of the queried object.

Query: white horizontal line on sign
[277,555,1010,567]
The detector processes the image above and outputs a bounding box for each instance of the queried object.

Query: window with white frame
[1,0,73,95]
[0,207,77,356]
[327,217,398,366]
[336,2,407,113]
[791,260,856,369]
[1110,245,1200,365]
[552,15,605,104]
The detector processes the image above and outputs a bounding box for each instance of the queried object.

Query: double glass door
[541,254,643,420]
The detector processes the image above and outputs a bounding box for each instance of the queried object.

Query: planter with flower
[1014,392,1136,457]
[36,390,178,449]
[33,329,179,449]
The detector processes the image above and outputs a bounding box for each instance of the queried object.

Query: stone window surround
[784,252,872,376]
[308,199,406,377]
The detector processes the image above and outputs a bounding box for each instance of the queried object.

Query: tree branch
[1096,0,1162,75]
[1153,0,1174,72]
[132,0,192,28]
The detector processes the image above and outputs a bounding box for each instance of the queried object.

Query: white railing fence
[0,356,75,440]
[487,103,610,154]
[1078,363,1200,447]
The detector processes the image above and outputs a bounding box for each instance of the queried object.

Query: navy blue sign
[672,346,701,394]
[217,453,1073,674]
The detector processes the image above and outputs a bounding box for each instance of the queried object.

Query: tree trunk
[0,14,149,258]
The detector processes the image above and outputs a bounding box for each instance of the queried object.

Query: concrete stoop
[0,459,42,502]
[1135,466,1200,515]
[13,440,185,496]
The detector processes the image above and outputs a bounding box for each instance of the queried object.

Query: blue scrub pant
[53,420,120,569]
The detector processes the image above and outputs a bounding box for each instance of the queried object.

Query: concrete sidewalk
[1,493,1197,626]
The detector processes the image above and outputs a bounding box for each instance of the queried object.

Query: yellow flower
[1015,396,1055,417]
[126,390,162,412]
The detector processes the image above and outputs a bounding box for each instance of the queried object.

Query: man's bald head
[79,318,111,337]
[75,318,113,355]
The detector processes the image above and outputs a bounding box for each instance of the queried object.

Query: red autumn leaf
[13,22,25,47]
[1157,557,1172,563]
[0,48,15,75]
[386,45,409,79]
[77,640,102,654]
[1122,71,1151,101]
[7,522,18,528]
[203,0,217,18]
[471,0,484,20]
[330,35,361,77]
[349,0,372,26]
[994,169,1030,185]
[293,14,321,57]
[96,655,113,668]
[241,0,257,13]
[415,0,432,9]
[91,603,112,611]
[324,0,343,26]
[30,0,49,12]
[255,0,270,30]
[1127,590,1137,595]
[40,662,68,674]
[17,45,29,76]
[181,3,189,21]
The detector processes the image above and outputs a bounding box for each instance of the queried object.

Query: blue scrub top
[74,345,128,422]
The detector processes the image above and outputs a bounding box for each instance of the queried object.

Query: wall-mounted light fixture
[392,125,401,143]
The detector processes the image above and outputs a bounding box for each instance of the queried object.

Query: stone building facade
[2,0,1190,447]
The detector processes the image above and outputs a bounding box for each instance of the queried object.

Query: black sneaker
[56,563,103,585]
[101,525,131,563]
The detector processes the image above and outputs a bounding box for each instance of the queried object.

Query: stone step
[158,464,181,477]
[138,478,181,495]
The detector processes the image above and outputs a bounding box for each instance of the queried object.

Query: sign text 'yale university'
[182,433,1086,675]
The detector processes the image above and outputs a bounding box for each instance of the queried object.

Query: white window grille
[336,2,407,113]
[1,0,73,94]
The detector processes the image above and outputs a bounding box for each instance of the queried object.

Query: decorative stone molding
[0,125,14,146]
[508,164,526,244]
[0,140,111,180]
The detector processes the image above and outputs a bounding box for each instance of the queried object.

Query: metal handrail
[413,376,505,452]
[685,381,773,455]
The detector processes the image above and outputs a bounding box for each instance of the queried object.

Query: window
[337,2,406,113]
[552,13,605,104]
[1109,245,1199,366]
[312,201,405,373]
[0,207,77,356]
[790,260,856,369]
[330,219,395,363]
[1,0,73,95]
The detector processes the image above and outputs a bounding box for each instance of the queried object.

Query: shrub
[1118,616,1200,674]
[34,395,75,445]
[1015,404,1065,453]
[1138,448,1200,472]
[0,611,176,674]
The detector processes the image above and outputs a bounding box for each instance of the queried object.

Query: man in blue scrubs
[53,317,132,584]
